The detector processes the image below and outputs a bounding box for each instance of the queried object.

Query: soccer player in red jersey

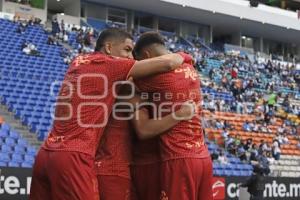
[95,95,196,200]
[133,32,213,200]
[29,28,192,200]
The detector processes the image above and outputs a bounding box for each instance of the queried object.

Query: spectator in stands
[260,123,272,134]
[258,140,271,154]
[211,151,219,161]
[267,90,277,111]
[47,35,58,46]
[209,68,215,80]
[52,17,60,35]
[217,150,229,165]
[215,119,224,129]
[276,133,289,145]
[227,141,237,155]
[291,126,297,135]
[224,120,233,130]
[277,124,288,135]
[252,121,259,132]
[239,165,265,200]
[231,65,238,79]
[22,41,42,57]
[244,138,252,151]
[272,138,281,160]
[257,151,270,175]
[250,144,259,161]
[33,17,42,25]
[243,121,252,132]
[237,142,247,162]
[16,20,28,34]
[221,128,230,140]
[225,134,234,149]
[234,134,241,146]
[266,151,275,165]
[207,96,216,112]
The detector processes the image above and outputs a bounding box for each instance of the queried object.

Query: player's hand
[175,100,197,120]
[176,52,195,65]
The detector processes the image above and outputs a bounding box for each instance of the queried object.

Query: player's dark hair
[95,28,133,51]
[134,32,165,58]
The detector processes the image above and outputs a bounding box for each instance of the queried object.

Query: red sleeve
[109,57,136,81]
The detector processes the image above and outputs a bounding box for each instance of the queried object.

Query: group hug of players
[29,28,213,200]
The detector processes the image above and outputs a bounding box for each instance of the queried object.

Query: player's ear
[104,42,112,55]
[143,50,151,59]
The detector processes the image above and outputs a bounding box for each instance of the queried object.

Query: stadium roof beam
[86,0,300,45]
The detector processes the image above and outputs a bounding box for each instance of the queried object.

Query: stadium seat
[1,144,13,153]
[1,123,10,131]
[5,137,16,146]
[9,131,19,140]
[14,145,26,154]
[21,162,33,168]
[0,152,10,162]
[0,161,7,167]
[11,154,23,163]
[24,155,35,164]
[0,129,9,138]
[8,161,20,167]
[18,138,28,147]
[26,147,37,156]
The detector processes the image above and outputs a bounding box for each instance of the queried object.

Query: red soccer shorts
[131,163,160,200]
[30,148,99,200]
[160,157,213,200]
[97,175,137,200]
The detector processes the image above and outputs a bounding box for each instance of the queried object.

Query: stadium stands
[0,17,299,178]
[0,19,68,140]
[0,120,37,168]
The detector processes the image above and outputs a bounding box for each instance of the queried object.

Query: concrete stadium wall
[2,1,47,23]
[84,2,107,21]
[64,0,80,17]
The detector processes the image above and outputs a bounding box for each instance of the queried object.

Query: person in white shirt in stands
[272,139,281,160]
[63,32,69,43]
[218,151,229,165]
[222,128,230,140]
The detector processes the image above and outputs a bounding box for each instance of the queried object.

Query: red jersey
[135,62,210,161]
[43,52,135,156]
[95,113,132,179]
[131,108,160,165]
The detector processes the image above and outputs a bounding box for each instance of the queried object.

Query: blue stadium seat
[11,154,23,163]
[21,162,33,168]
[0,129,8,138]
[1,123,10,131]
[9,131,19,140]
[5,137,16,146]
[8,161,20,167]
[14,145,26,154]
[17,138,28,147]
[24,155,35,164]
[224,170,233,176]
[1,144,13,153]
[0,152,10,162]
[0,161,7,167]
[27,147,37,156]
[232,170,241,176]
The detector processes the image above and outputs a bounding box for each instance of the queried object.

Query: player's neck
[154,48,168,57]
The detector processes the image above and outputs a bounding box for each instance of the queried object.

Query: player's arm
[131,101,196,140]
[128,52,192,79]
